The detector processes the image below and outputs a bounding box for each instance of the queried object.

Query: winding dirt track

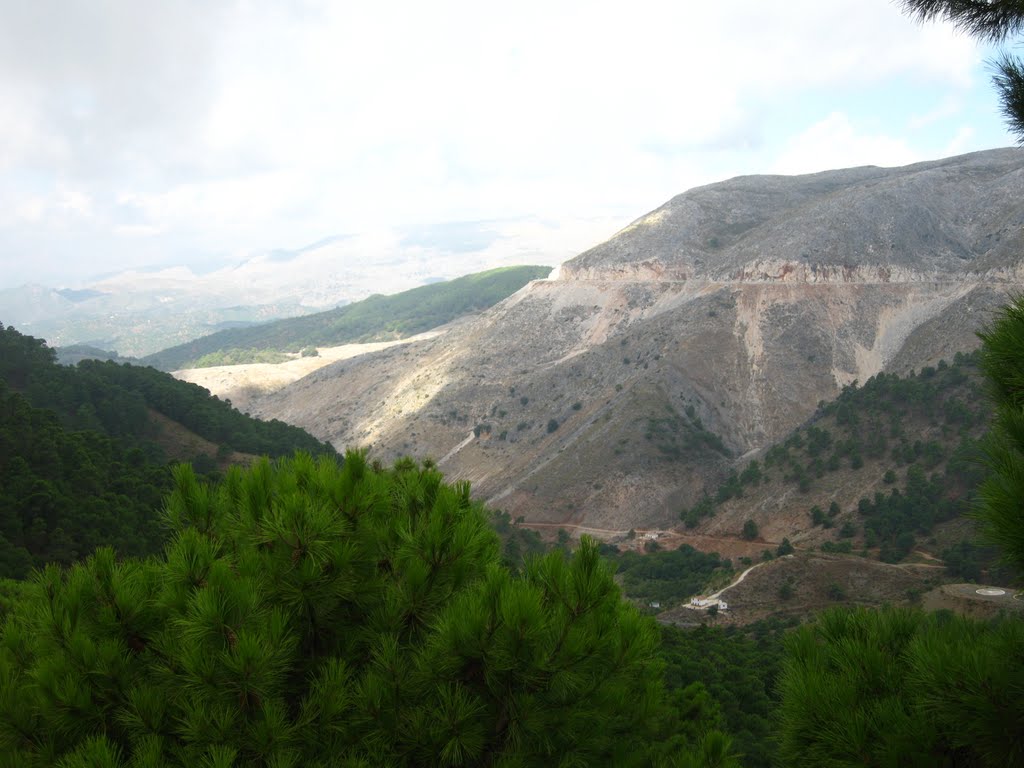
[707,560,773,600]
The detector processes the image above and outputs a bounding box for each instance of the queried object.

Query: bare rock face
[251,148,1024,530]
[564,148,1024,282]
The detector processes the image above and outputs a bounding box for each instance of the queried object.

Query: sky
[0,0,1016,289]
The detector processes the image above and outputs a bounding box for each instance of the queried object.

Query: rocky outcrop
[249,148,1024,530]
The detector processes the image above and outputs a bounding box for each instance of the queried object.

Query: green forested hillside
[661,621,790,768]
[775,292,1024,768]
[685,353,996,571]
[0,383,168,577]
[144,265,552,370]
[0,324,336,578]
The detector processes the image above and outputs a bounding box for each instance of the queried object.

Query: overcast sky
[0,0,1015,289]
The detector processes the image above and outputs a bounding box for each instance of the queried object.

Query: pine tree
[976,295,1024,573]
[777,606,1024,766]
[0,452,731,767]
[777,296,1024,765]
[900,0,1024,141]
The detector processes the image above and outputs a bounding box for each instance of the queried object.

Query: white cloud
[771,112,921,175]
[13,198,46,224]
[942,125,977,157]
[908,96,964,130]
[0,0,1013,288]
[113,224,162,238]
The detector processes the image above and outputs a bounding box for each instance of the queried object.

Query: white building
[688,596,728,611]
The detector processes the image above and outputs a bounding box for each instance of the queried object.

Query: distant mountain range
[0,216,619,357]
[143,265,552,371]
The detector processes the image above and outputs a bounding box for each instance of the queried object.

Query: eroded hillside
[246,148,1024,530]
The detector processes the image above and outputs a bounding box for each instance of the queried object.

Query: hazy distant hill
[245,148,1024,533]
[0,216,611,357]
[54,344,139,366]
[144,265,552,371]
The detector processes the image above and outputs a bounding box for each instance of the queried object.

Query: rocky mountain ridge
[241,148,1024,531]
[564,148,1023,281]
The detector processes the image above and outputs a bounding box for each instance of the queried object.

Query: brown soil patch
[658,551,941,627]
[172,332,442,412]
[147,409,256,469]
[922,582,1024,621]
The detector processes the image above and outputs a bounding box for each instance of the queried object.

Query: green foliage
[741,520,758,541]
[0,325,332,459]
[941,540,984,581]
[976,296,1024,574]
[856,464,963,562]
[681,495,715,529]
[610,545,728,605]
[0,324,336,577]
[0,382,168,576]
[820,541,852,554]
[778,606,1024,766]
[740,354,990,563]
[546,418,559,433]
[144,266,552,370]
[0,453,732,766]
[900,0,1024,141]
[191,348,291,367]
[0,578,35,620]
[692,356,986,538]
[660,621,789,768]
[825,582,846,601]
[774,296,1024,766]
[489,510,546,571]
[646,406,731,463]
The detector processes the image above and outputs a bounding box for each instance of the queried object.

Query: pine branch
[900,0,1024,42]
[992,53,1024,141]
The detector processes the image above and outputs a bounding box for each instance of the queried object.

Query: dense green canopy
[0,323,336,578]
[777,297,1024,766]
[778,606,1024,766]
[0,452,734,767]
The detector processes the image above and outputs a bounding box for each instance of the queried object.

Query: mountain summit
[249,148,1024,530]
[566,148,1023,283]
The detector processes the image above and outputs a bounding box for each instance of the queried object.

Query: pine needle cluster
[901,0,1024,141]
[0,452,730,767]
[976,295,1024,571]
[777,606,1024,766]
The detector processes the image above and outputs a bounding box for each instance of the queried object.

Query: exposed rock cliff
[249,148,1024,530]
